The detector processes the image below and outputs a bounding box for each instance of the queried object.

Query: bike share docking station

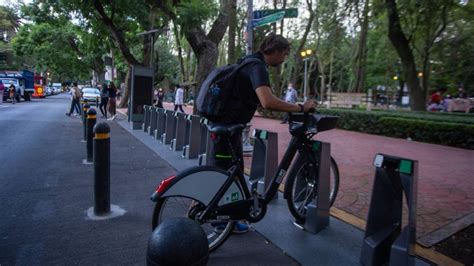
[249,129,278,199]
[142,105,151,132]
[182,114,202,159]
[290,140,332,234]
[197,117,211,166]
[153,108,166,141]
[161,109,176,145]
[170,112,187,151]
[360,154,418,266]
[147,106,158,136]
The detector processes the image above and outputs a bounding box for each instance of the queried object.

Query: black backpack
[196,58,262,122]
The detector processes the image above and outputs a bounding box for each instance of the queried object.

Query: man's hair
[259,34,290,55]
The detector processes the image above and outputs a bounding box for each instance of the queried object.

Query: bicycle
[150,112,340,251]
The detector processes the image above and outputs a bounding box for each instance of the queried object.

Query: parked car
[81,87,101,104]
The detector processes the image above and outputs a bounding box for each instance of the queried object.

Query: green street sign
[253,8,298,19]
[252,11,285,28]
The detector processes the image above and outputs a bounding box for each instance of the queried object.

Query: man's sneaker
[212,223,227,234]
[232,222,249,234]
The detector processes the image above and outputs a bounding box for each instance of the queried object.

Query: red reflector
[156,175,176,193]
[210,133,218,140]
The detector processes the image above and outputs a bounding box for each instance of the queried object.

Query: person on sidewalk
[66,82,82,116]
[208,34,317,234]
[9,81,16,104]
[107,82,117,120]
[173,85,185,113]
[154,87,164,108]
[281,82,298,123]
[99,83,109,118]
[0,80,4,104]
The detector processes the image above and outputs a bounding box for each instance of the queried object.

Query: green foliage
[260,107,474,149]
[175,0,218,31]
[378,117,474,149]
[317,108,474,149]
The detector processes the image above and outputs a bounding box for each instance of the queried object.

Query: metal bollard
[93,122,111,215]
[82,103,90,142]
[86,108,97,163]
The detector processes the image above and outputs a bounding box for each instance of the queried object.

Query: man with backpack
[197,34,316,233]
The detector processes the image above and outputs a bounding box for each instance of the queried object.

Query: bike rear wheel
[152,196,233,252]
[286,156,340,223]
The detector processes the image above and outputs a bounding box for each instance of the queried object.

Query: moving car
[81,87,101,104]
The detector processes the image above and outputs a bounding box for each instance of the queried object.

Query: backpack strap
[234,58,263,73]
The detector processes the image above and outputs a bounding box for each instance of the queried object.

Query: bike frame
[154,119,318,223]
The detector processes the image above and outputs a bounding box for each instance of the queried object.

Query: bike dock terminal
[123,105,433,265]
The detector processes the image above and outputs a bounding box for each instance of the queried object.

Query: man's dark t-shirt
[224,52,270,124]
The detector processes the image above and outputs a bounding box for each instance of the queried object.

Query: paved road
[0,95,297,265]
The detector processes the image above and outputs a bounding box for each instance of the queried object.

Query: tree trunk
[227,0,237,64]
[385,0,425,110]
[173,20,186,83]
[184,0,232,113]
[118,66,131,108]
[93,0,141,66]
[353,0,369,93]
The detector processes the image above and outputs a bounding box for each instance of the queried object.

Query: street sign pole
[246,0,253,55]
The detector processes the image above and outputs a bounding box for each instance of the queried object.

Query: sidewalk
[130,102,474,248]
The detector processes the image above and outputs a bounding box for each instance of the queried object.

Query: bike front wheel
[152,196,233,252]
[286,156,340,223]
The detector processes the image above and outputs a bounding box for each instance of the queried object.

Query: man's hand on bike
[303,99,317,113]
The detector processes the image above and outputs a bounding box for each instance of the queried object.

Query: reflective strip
[95,133,109,140]
[87,115,97,119]
[216,154,232,159]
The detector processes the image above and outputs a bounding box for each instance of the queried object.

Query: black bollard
[82,103,90,141]
[147,218,209,266]
[93,122,111,215]
[86,108,97,163]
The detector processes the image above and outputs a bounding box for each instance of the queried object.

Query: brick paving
[136,103,474,245]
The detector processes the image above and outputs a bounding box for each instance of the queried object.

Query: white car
[81,87,101,104]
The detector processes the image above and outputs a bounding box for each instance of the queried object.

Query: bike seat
[207,123,245,136]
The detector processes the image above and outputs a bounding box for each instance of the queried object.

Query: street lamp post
[300,49,312,101]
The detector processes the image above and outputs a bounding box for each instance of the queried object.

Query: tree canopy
[1,0,472,110]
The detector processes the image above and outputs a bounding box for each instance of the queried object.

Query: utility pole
[246,0,253,55]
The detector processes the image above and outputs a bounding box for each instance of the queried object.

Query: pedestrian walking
[99,83,109,118]
[157,88,164,108]
[281,82,298,123]
[66,82,82,116]
[9,81,16,104]
[0,80,4,104]
[174,85,185,113]
[107,82,117,120]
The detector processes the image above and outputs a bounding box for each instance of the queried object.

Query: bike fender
[161,168,244,206]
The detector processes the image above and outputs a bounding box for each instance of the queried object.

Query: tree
[385,0,454,110]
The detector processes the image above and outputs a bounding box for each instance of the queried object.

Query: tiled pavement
[127,103,474,247]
